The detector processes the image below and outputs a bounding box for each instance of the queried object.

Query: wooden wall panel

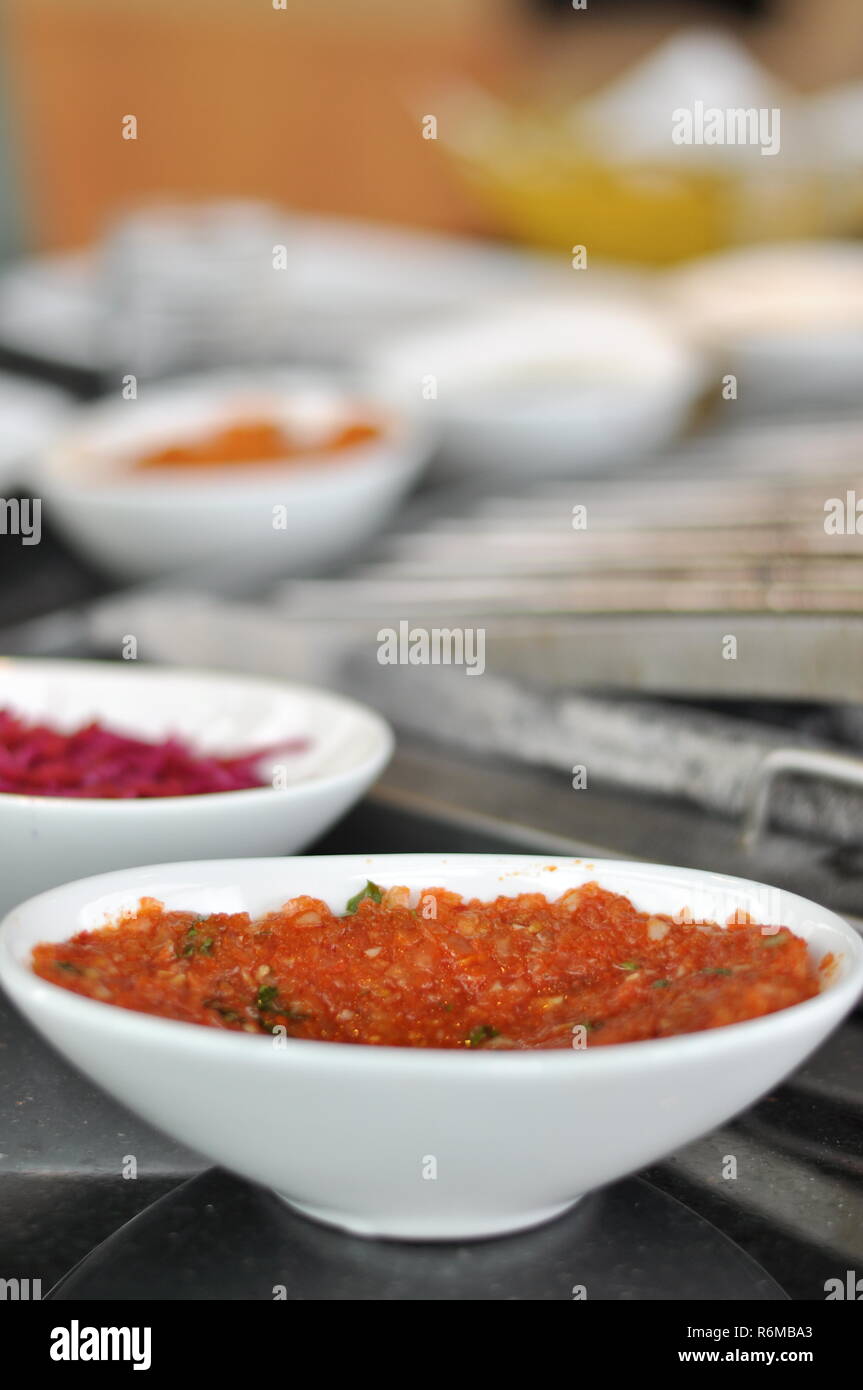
[5,1,513,249]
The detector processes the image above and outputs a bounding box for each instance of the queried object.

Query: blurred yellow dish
[449,115,824,265]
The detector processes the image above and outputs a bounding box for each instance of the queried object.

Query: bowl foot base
[273,1192,582,1242]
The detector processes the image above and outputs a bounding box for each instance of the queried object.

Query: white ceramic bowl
[0,659,393,916]
[665,241,863,407]
[1,853,860,1241]
[33,370,431,581]
[370,296,706,476]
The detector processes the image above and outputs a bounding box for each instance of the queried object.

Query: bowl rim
[0,658,394,810]
[2,852,861,1072]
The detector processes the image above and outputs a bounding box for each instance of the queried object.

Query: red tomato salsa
[32,882,821,1048]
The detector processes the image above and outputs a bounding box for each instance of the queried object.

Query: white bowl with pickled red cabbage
[0,659,393,914]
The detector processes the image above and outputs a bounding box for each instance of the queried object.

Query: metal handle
[741,747,863,850]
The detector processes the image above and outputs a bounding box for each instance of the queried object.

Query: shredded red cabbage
[0,710,306,799]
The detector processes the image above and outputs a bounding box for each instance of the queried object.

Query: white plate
[0,252,100,370]
[0,219,562,370]
[1,851,860,1240]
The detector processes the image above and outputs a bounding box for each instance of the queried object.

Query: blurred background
[2,0,863,253]
[2,0,863,889]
